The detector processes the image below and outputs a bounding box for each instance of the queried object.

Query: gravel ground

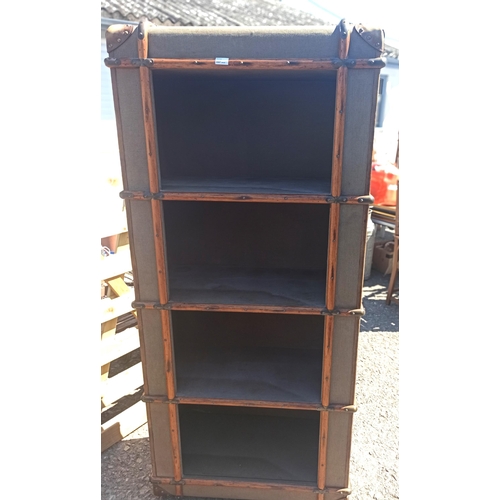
[102,269,399,500]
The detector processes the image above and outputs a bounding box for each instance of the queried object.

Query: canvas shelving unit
[105,19,384,500]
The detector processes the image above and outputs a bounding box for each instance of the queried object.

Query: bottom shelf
[179,405,319,484]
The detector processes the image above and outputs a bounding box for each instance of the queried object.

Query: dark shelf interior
[172,311,324,403]
[179,405,320,483]
[163,201,329,307]
[153,71,335,189]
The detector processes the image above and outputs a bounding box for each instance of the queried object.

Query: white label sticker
[215,57,229,65]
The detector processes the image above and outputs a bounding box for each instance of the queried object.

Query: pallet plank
[101,400,147,452]
[101,362,144,407]
[101,251,132,281]
[101,327,140,367]
[101,289,136,323]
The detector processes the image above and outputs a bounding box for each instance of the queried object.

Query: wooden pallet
[101,228,146,452]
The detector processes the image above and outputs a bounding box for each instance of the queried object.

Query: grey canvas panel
[182,485,316,500]
[341,69,380,195]
[334,204,368,309]
[147,26,342,59]
[139,309,168,396]
[329,316,359,404]
[112,68,150,192]
[325,412,353,487]
[148,403,175,477]
[126,200,161,301]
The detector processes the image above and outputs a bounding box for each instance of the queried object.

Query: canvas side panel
[335,204,368,309]
[148,403,175,477]
[325,412,353,488]
[329,316,359,404]
[125,200,161,302]
[138,309,168,396]
[111,68,150,192]
[341,69,380,196]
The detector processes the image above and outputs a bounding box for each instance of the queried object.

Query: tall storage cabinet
[105,20,384,500]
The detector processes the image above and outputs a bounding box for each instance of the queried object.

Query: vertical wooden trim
[138,23,182,488]
[325,204,339,310]
[326,24,351,311]
[168,403,183,482]
[321,316,334,407]
[317,410,329,490]
[137,23,175,394]
[320,21,353,494]
[161,310,176,399]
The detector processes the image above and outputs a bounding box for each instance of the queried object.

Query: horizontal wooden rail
[132,300,365,317]
[150,476,352,496]
[105,57,385,70]
[142,395,357,412]
[120,190,374,205]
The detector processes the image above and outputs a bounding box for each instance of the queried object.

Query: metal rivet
[117,38,121,42]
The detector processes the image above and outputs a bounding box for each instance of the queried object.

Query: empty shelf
[179,405,319,483]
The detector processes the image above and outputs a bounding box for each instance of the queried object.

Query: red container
[370,161,399,206]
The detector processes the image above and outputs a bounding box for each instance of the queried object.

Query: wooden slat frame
[319,22,352,493]
[137,21,183,490]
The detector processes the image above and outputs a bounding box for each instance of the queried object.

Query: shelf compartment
[172,311,323,404]
[179,405,320,484]
[163,201,329,308]
[153,71,335,190]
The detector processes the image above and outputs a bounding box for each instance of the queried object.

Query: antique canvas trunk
[105,19,384,500]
